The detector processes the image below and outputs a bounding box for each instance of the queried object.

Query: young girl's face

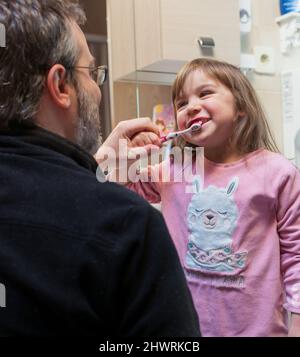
[175,69,243,151]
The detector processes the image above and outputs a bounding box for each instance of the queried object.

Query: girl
[108,59,300,336]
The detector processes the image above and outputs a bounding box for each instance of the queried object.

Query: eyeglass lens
[97,67,106,86]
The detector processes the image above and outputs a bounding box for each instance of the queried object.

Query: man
[0,0,200,336]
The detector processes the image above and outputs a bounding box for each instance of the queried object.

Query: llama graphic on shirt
[186,176,247,273]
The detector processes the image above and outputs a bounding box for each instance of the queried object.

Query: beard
[74,80,102,155]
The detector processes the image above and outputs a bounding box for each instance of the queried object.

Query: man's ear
[46,64,72,109]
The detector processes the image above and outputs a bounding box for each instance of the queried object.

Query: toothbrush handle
[160,124,202,143]
[160,135,168,143]
[161,132,179,142]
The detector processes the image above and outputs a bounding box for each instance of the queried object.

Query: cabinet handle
[198,37,215,49]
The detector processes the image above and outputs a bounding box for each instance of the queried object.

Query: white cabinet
[160,0,240,66]
[107,0,241,81]
[106,0,136,81]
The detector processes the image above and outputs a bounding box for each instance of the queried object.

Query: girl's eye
[200,91,213,98]
[176,101,187,109]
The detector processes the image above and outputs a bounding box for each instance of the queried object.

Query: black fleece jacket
[0,125,200,337]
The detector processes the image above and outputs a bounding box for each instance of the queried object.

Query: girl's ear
[233,111,246,123]
[238,111,246,119]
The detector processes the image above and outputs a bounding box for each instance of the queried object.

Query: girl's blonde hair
[171,58,279,153]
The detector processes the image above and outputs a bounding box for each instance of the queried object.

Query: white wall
[244,0,283,150]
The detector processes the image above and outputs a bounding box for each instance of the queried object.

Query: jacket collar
[0,122,99,173]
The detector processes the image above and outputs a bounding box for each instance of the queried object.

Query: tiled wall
[246,0,283,151]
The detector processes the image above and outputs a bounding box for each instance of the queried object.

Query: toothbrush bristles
[160,122,202,142]
[190,122,202,131]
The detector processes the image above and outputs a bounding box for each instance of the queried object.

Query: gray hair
[0,0,86,128]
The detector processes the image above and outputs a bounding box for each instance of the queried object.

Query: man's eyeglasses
[66,65,108,86]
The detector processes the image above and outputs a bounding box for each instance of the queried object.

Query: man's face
[71,22,102,154]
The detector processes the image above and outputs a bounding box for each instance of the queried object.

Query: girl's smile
[186,111,211,129]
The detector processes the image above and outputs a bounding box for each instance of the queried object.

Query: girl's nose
[187,101,202,116]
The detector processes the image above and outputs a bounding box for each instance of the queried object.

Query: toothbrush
[160,122,202,143]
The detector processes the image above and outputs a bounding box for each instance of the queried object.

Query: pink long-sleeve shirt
[126,149,300,336]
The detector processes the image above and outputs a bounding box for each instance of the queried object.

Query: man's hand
[288,313,300,337]
[95,117,161,164]
[94,118,162,182]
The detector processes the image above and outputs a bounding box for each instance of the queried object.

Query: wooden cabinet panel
[107,0,240,79]
[160,0,240,66]
[106,0,136,80]
[134,0,162,69]
[132,0,241,73]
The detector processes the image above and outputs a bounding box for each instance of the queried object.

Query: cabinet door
[160,0,240,66]
[134,0,162,70]
[106,0,136,80]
